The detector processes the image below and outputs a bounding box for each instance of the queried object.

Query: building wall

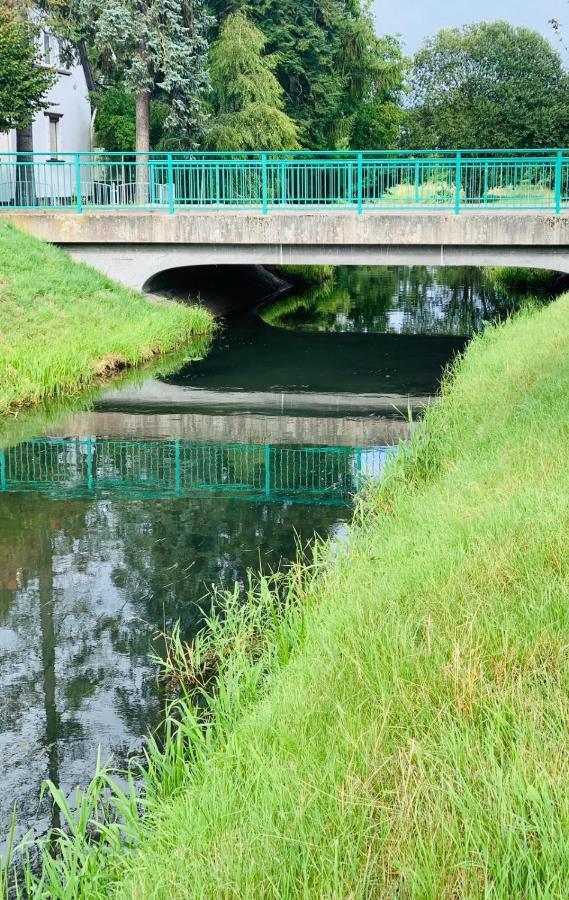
[31,31,92,157]
[0,27,92,204]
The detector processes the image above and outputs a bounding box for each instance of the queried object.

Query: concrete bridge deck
[4,209,569,289]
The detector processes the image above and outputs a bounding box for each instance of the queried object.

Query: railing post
[264,444,271,498]
[175,439,181,496]
[281,159,287,205]
[75,153,83,213]
[483,160,489,206]
[215,162,221,209]
[357,152,363,215]
[454,151,462,215]
[86,437,94,492]
[0,449,6,492]
[167,153,175,215]
[555,150,563,214]
[261,152,268,214]
[414,160,420,206]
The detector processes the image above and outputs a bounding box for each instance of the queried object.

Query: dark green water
[0,265,530,849]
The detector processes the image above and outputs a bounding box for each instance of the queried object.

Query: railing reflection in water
[0,438,389,505]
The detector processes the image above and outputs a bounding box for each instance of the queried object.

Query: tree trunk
[15,122,35,207]
[136,89,151,206]
[39,561,61,834]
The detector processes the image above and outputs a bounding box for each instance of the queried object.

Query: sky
[373,0,568,54]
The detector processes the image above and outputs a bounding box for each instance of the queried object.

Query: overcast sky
[372,0,568,55]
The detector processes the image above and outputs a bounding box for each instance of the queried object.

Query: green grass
[378,181,554,208]
[483,266,566,297]
[0,223,214,414]
[0,344,212,450]
[271,264,335,288]
[381,179,465,205]
[14,293,569,897]
[486,184,555,205]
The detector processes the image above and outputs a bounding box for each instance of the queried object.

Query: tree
[338,17,407,150]
[0,4,55,133]
[404,21,569,149]
[77,0,212,154]
[94,84,169,151]
[208,0,406,150]
[205,12,298,151]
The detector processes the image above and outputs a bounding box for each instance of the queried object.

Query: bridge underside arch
[64,243,569,292]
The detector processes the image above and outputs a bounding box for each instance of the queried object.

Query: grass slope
[271,264,335,287]
[483,266,567,297]
[0,223,213,413]
[113,295,569,899]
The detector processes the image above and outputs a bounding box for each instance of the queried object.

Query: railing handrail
[0,148,568,159]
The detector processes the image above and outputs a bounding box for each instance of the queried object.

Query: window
[43,31,53,66]
[48,115,60,158]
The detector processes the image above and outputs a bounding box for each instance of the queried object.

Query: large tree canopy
[77,0,212,150]
[405,21,569,149]
[48,0,406,152]
[0,5,55,132]
[208,0,406,150]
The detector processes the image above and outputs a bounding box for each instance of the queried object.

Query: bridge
[0,437,386,505]
[3,150,569,288]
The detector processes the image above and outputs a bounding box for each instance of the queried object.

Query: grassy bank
[0,223,214,414]
[16,294,569,896]
[271,264,335,288]
[483,265,568,296]
[0,345,211,450]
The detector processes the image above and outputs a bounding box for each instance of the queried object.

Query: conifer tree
[207,0,407,150]
[78,0,212,153]
[206,12,298,150]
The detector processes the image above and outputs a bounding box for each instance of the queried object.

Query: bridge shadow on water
[167,314,465,400]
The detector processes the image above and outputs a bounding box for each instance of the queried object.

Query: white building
[0,26,93,205]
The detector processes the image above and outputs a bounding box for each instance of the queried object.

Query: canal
[0,265,540,848]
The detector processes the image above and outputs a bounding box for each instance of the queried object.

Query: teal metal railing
[0,438,386,504]
[1,149,568,214]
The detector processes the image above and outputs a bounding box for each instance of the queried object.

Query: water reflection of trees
[111,494,341,636]
[0,487,344,841]
[0,496,90,842]
[261,266,517,336]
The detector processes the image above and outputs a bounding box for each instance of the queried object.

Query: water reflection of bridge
[0,438,387,505]
[54,410,411,447]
